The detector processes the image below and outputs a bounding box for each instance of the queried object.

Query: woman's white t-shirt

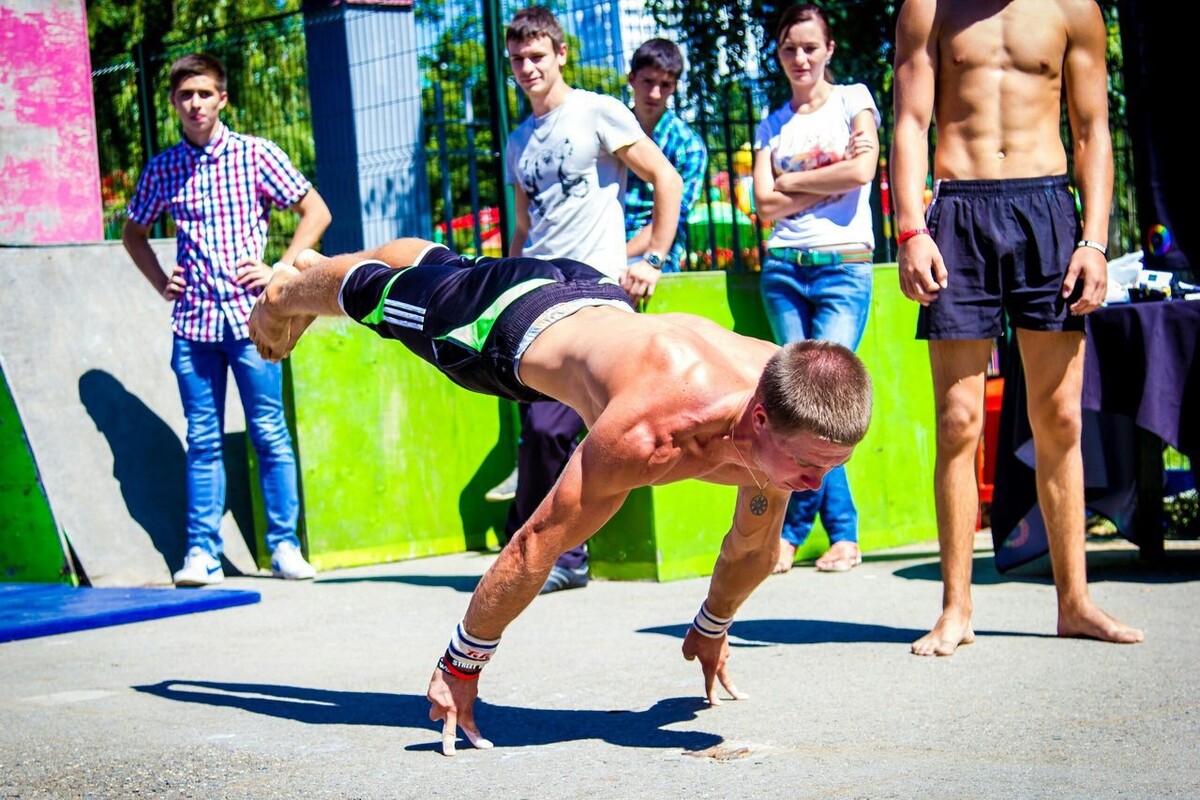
[754,83,881,251]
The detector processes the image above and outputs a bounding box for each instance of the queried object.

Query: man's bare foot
[912,609,975,656]
[1058,601,1144,644]
[772,540,798,574]
[249,266,307,362]
[815,540,862,572]
[294,248,324,271]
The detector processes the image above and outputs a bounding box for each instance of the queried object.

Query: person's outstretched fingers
[462,726,494,750]
[703,659,721,706]
[717,663,749,701]
[454,702,492,750]
[440,713,458,757]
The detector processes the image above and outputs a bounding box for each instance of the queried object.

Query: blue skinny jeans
[172,333,300,559]
[759,254,873,548]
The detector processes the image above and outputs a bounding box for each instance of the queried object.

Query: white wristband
[1075,239,1107,256]
[692,602,734,639]
[447,622,500,670]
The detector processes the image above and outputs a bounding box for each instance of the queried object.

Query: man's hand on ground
[427,668,493,756]
[681,628,749,706]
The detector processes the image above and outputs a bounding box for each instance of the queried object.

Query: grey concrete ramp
[0,241,258,586]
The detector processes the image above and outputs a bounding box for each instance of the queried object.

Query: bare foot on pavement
[912,608,975,656]
[772,540,798,574]
[1058,600,1144,644]
[815,540,862,572]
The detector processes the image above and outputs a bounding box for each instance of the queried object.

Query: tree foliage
[417,5,623,249]
[644,1,896,112]
[420,15,498,249]
[85,0,1138,255]
[647,0,1123,138]
[86,0,313,255]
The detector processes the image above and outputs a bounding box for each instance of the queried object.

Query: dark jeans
[504,400,588,570]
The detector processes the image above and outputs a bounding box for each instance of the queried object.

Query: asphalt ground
[2,533,1197,799]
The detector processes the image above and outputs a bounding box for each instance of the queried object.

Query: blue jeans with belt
[172,332,301,559]
[759,251,873,548]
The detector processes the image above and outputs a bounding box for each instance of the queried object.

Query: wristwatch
[644,251,664,269]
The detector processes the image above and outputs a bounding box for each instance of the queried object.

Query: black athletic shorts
[917,174,1085,340]
[338,244,633,402]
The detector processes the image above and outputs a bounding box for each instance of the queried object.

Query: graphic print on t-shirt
[520,140,590,217]
[773,111,850,208]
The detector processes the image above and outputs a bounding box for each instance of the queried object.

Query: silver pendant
[749,493,768,516]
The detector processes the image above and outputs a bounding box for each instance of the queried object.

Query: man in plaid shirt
[624,38,709,273]
[123,53,331,586]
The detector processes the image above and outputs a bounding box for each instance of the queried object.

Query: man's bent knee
[935,405,984,453]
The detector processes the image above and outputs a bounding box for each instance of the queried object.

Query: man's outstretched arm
[428,423,637,755]
[681,485,786,705]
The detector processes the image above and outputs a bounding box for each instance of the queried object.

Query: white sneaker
[484,466,519,502]
[271,541,317,580]
[174,546,224,586]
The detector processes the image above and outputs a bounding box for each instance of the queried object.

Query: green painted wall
[285,317,516,570]
[847,264,940,555]
[3,263,936,583]
[285,266,938,580]
[0,364,73,584]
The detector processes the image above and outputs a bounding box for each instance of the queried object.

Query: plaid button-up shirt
[127,124,311,342]
[624,109,708,272]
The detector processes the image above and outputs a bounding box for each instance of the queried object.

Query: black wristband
[438,649,483,681]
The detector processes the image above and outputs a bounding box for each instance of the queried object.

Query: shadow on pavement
[893,548,1200,586]
[314,575,481,592]
[132,680,722,752]
[639,619,1051,646]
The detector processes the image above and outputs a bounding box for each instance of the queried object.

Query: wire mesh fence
[91,2,1140,272]
[92,10,315,261]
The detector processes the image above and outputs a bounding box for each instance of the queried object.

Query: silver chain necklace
[730,430,769,516]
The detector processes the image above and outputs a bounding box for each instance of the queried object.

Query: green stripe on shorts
[441,277,556,351]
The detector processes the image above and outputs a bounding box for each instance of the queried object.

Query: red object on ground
[977,376,1005,506]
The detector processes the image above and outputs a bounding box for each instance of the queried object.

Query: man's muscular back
[517,307,778,487]
[932,0,1085,180]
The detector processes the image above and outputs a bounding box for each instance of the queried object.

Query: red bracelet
[438,655,481,681]
[897,227,931,245]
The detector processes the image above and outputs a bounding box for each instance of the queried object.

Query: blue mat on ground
[0,583,261,643]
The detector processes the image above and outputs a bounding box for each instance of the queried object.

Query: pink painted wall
[0,0,103,244]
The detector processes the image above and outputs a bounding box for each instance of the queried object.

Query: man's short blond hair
[758,340,872,445]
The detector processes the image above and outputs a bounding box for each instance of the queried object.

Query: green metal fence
[91,11,315,261]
